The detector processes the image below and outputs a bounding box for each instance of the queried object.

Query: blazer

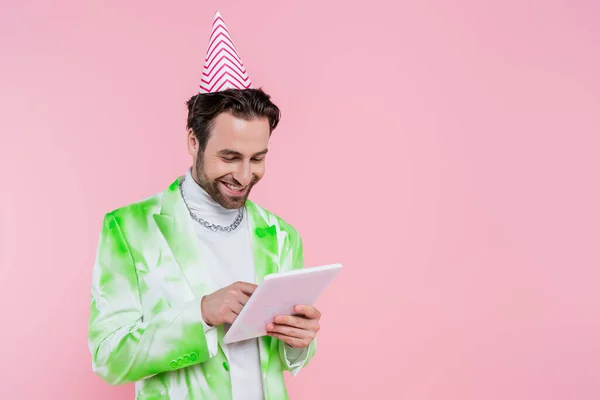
[88,177,316,399]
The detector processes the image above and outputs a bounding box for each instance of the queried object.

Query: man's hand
[266,305,321,348]
[201,281,257,326]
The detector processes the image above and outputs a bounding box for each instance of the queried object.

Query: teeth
[224,182,244,191]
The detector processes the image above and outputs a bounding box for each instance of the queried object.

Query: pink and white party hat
[199,11,253,93]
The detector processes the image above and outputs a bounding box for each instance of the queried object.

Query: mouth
[219,181,248,197]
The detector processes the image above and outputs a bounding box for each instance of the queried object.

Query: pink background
[1,0,599,399]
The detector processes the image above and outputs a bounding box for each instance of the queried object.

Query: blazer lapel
[246,200,281,283]
[152,177,215,300]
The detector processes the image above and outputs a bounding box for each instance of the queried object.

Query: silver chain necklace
[178,176,244,233]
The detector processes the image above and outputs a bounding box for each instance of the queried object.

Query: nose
[232,161,252,186]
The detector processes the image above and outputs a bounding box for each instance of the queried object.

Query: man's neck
[182,168,238,222]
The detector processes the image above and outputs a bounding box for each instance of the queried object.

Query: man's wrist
[200,296,213,327]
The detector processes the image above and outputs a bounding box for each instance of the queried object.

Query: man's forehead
[208,130,269,156]
[208,113,270,147]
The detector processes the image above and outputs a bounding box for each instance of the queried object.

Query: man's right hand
[200,281,257,326]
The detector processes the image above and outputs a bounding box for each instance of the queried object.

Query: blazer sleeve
[278,230,317,375]
[88,212,213,385]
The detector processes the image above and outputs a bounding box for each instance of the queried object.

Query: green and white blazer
[88,177,316,399]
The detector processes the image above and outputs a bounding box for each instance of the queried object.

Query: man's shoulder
[103,183,170,224]
[108,195,159,220]
[95,179,180,242]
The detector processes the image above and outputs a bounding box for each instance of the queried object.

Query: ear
[187,129,198,157]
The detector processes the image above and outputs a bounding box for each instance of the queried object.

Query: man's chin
[217,183,252,207]
[217,190,248,209]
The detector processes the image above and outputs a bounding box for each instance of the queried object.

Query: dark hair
[186,88,281,152]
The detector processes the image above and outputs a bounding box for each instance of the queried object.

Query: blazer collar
[152,177,282,292]
[152,177,213,300]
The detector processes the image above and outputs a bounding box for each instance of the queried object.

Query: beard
[193,154,258,210]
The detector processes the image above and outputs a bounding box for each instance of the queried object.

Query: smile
[220,181,247,196]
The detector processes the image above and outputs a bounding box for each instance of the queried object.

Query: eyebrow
[218,148,269,157]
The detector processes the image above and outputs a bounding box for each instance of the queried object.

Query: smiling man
[87,12,319,400]
[189,102,270,210]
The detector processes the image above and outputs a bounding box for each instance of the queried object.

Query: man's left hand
[266,305,321,348]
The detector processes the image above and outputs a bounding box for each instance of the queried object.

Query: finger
[272,315,312,330]
[294,304,321,319]
[221,310,238,325]
[233,281,258,295]
[225,288,251,306]
[266,323,313,340]
[267,332,311,349]
[230,300,244,315]
[233,290,251,306]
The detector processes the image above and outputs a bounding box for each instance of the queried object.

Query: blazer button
[183,355,190,364]
[190,352,198,362]
[169,361,178,369]
[177,357,184,366]
[222,361,229,371]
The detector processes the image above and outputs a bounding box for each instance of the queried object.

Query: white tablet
[223,263,342,344]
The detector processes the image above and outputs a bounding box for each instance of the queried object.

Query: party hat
[199,12,253,93]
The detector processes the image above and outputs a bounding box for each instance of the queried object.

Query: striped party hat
[199,11,253,93]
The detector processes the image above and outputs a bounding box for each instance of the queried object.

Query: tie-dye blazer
[88,177,316,399]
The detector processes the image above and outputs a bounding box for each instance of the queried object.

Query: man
[88,12,319,400]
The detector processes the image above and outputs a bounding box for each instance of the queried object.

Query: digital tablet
[223,263,342,344]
